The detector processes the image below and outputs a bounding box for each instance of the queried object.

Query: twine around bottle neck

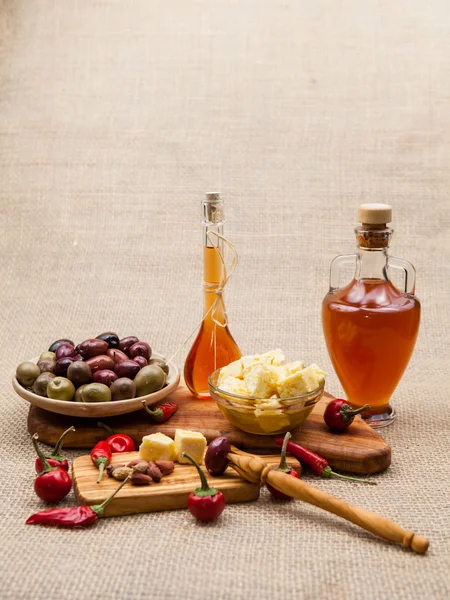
[166,231,238,365]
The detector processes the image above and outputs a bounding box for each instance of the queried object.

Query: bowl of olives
[12,333,180,417]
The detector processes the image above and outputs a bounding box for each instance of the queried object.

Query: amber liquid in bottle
[322,204,420,427]
[184,195,241,399]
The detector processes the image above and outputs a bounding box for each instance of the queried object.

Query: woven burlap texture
[0,1,449,598]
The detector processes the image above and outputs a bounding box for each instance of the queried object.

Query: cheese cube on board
[174,429,207,464]
[139,433,175,462]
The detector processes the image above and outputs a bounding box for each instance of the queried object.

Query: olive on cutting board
[110,377,136,401]
[16,362,41,387]
[67,361,92,387]
[47,377,75,401]
[33,372,55,397]
[96,332,120,348]
[134,365,166,397]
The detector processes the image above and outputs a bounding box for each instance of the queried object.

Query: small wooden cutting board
[28,382,391,475]
[73,451,299,516]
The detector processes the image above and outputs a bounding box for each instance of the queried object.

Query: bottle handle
[388,256,417,294]
[329,254,356,290]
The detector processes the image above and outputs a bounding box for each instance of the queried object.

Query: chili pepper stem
[182,452,218,497]
[322,466,377,485]
[277,432,292,473]
[91,476,131,516]
[141,401,161,419]
[97,421,114,436]
[96,460,109,484]
[52,426,76,456]
[32,434,53,474]
[342,404,370,421]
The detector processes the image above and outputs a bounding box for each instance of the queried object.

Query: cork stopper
[202,192,224,225]
[358,203,392,226]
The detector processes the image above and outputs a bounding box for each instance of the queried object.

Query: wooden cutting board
[73,451,299,516]
[28,382,391,474]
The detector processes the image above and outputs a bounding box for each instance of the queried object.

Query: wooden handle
[228,452,429,554]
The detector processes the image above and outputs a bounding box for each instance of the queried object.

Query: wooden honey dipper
[228,447,429,554]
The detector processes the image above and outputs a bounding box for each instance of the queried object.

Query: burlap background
[1,1,449,598]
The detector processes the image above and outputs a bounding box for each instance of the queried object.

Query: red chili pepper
[35,426,75,473]
[141,400,178,423]
[274,438,376,485]
[266,432,300,500]
[32,434,72,502]
[26,476,130,527]
[183,452,226,522]
[90,440,112,484]
[324,399,370,432]
[97,422,135,453]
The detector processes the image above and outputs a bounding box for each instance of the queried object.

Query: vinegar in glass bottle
[322,204,420,427]
[184,193,241,399]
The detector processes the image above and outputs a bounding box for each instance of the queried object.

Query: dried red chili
[274,438,376,485]
[26,476,130,527]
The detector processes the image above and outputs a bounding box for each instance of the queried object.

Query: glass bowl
[208,368,325,435]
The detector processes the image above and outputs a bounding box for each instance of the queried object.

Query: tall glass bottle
[322,204,420,427]
[184,193,241,399]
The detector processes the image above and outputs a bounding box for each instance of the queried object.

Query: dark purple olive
[118,336,139,356]
[205,436,231,476]
[85,354,114,374]
[37,359,56,374]
[72,353,83,362]
[55,343,77,360]
[48,339,75,353]
[133,355,148,369]
[92,369,118,387]
[96,332,120,348]
[114,359,140,379]
[76,339,109,359]
[129,341,152,361]
[106,348,129,364]
[54,357,75,377]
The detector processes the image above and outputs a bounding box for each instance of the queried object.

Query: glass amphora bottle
[322,204,420,427]
[184,193,241,399]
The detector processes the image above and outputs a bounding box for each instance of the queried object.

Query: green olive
[75,384,88,402]
[33,372,55,397]
[148,358,169,375]
[134,365,166,397]
[16,362,41,387]
[78,383,111,403]
[40,351,56,362]
[47,377,75,401]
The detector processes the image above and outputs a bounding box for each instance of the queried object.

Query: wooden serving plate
[73,451,299,516]
[28,382,391,475]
